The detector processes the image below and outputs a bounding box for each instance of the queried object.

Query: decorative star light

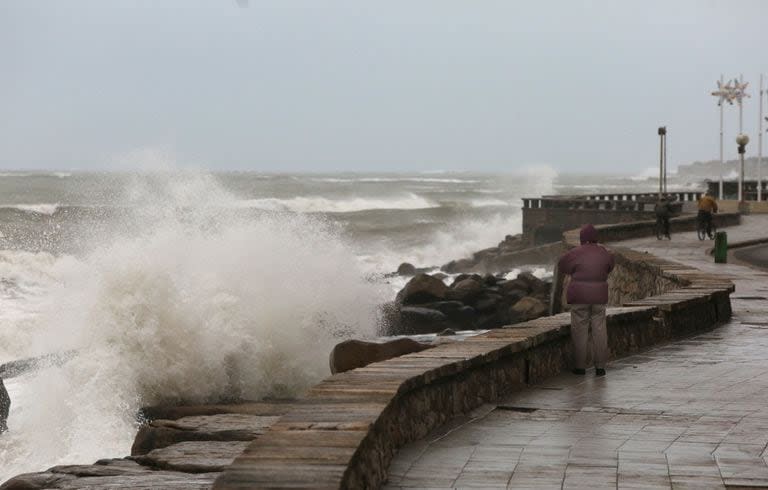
[711,79,736,106]
[730,79,750,104]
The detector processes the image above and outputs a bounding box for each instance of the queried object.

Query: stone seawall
[214,229,735,489]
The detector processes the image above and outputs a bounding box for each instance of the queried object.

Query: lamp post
[759,74,764,201]
[711,76,734,199]
[737,134,750,202]
[732,77,750,199]
[658,126,667,199]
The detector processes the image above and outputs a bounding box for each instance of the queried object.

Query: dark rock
[508,296,549,324]
[472,247,499,261]
[396,262,417,276]
[131,414,280,456]
[421,301,478,328]
[399,306,450,334]
[0,377,8,433]
[441,258,477,274]
[517,271,549,296]
[446,278,484,302]
[482,274,499,286]
[450,273,482,287]
[329,338,432,374]
[471,293,502,313]
[501,288,527,304]
[498,278,530,294]
[396,274,449,305]
[432,272,448,281]
[437,328,456,336]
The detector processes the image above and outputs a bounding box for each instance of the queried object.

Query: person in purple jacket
[557,224,615,377]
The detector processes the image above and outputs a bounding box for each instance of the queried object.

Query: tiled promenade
[386,216,768,489]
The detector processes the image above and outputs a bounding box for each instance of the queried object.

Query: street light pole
[759,74,764,202]
[711,76,731,199]
[737,134,750,202]
[732,76,750,201]
[658,126,666,199]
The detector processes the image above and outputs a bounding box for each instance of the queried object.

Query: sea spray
[0,171,387,481]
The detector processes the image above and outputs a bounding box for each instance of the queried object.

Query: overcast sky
[2,1,767,173]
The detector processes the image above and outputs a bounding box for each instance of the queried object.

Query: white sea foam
[0,171,387,481]
[311,177,481,184]
[12,204,60,215]
[238,194,437,213]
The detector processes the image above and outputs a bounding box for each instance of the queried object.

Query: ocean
[0,167,700,480]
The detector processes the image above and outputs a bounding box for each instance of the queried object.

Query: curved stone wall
[214,226,736,489]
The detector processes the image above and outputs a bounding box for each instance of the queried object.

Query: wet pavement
[385,216,768,489]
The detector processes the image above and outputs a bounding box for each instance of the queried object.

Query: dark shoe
[595,368,606,377]
[572,368,586,375]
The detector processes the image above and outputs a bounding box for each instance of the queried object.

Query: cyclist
[654,196,673,239]
[697,191,718,238]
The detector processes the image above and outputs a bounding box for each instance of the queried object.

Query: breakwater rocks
[383,271,552,335]
[440,235,562,274]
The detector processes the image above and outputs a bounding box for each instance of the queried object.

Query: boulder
[329,338,433,374]
[517,271,549,296]
[508,296,549,324]
[0,378,8,433]
[396,274,449,305]
[399,306,449,334]
[396,262,417,276]
[482,274,500,286]
[472,247,499,261]
[441,258,477,274]
[447,278,484,302]
[450,273,483,287]
[471,293,502,313]
[421,301,478,328]
[498,278,530,294]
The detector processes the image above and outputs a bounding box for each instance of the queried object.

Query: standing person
[558,224,615,377]
[654,196,673,239]
[697,191,718,238]
[0,377,8,433]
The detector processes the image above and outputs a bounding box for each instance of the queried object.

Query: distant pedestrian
[0,377,8,433]
[654,196,673,239]
[557,224,615,377]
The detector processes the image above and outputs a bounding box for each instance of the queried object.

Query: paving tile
[388,219,768,489]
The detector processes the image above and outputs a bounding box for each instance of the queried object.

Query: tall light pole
[759,74,764,201]
[711,76,733,199]
[732,77,750,200]
[737,134,750,202]
[658,126,666,199]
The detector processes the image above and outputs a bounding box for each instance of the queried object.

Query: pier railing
[522,192,702,212]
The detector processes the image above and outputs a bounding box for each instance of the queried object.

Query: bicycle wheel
[697,222,706,241]
[708,222,717,240]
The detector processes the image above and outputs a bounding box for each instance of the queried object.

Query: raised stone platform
[386,215,768,489]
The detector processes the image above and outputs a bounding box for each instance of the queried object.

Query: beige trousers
[570,304,608,369]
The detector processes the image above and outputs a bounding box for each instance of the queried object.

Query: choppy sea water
[0,168,703,480]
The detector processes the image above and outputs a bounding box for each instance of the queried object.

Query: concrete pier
[386,215,768,489]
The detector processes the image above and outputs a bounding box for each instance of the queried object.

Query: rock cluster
[441,234,531,273]
[383,271,551,335]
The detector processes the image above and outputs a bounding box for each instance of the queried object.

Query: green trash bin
[714,231,727,263]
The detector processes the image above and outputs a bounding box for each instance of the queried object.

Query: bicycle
[697,213,716,240]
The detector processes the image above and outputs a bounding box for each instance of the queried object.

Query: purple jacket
[558,225,615,305]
